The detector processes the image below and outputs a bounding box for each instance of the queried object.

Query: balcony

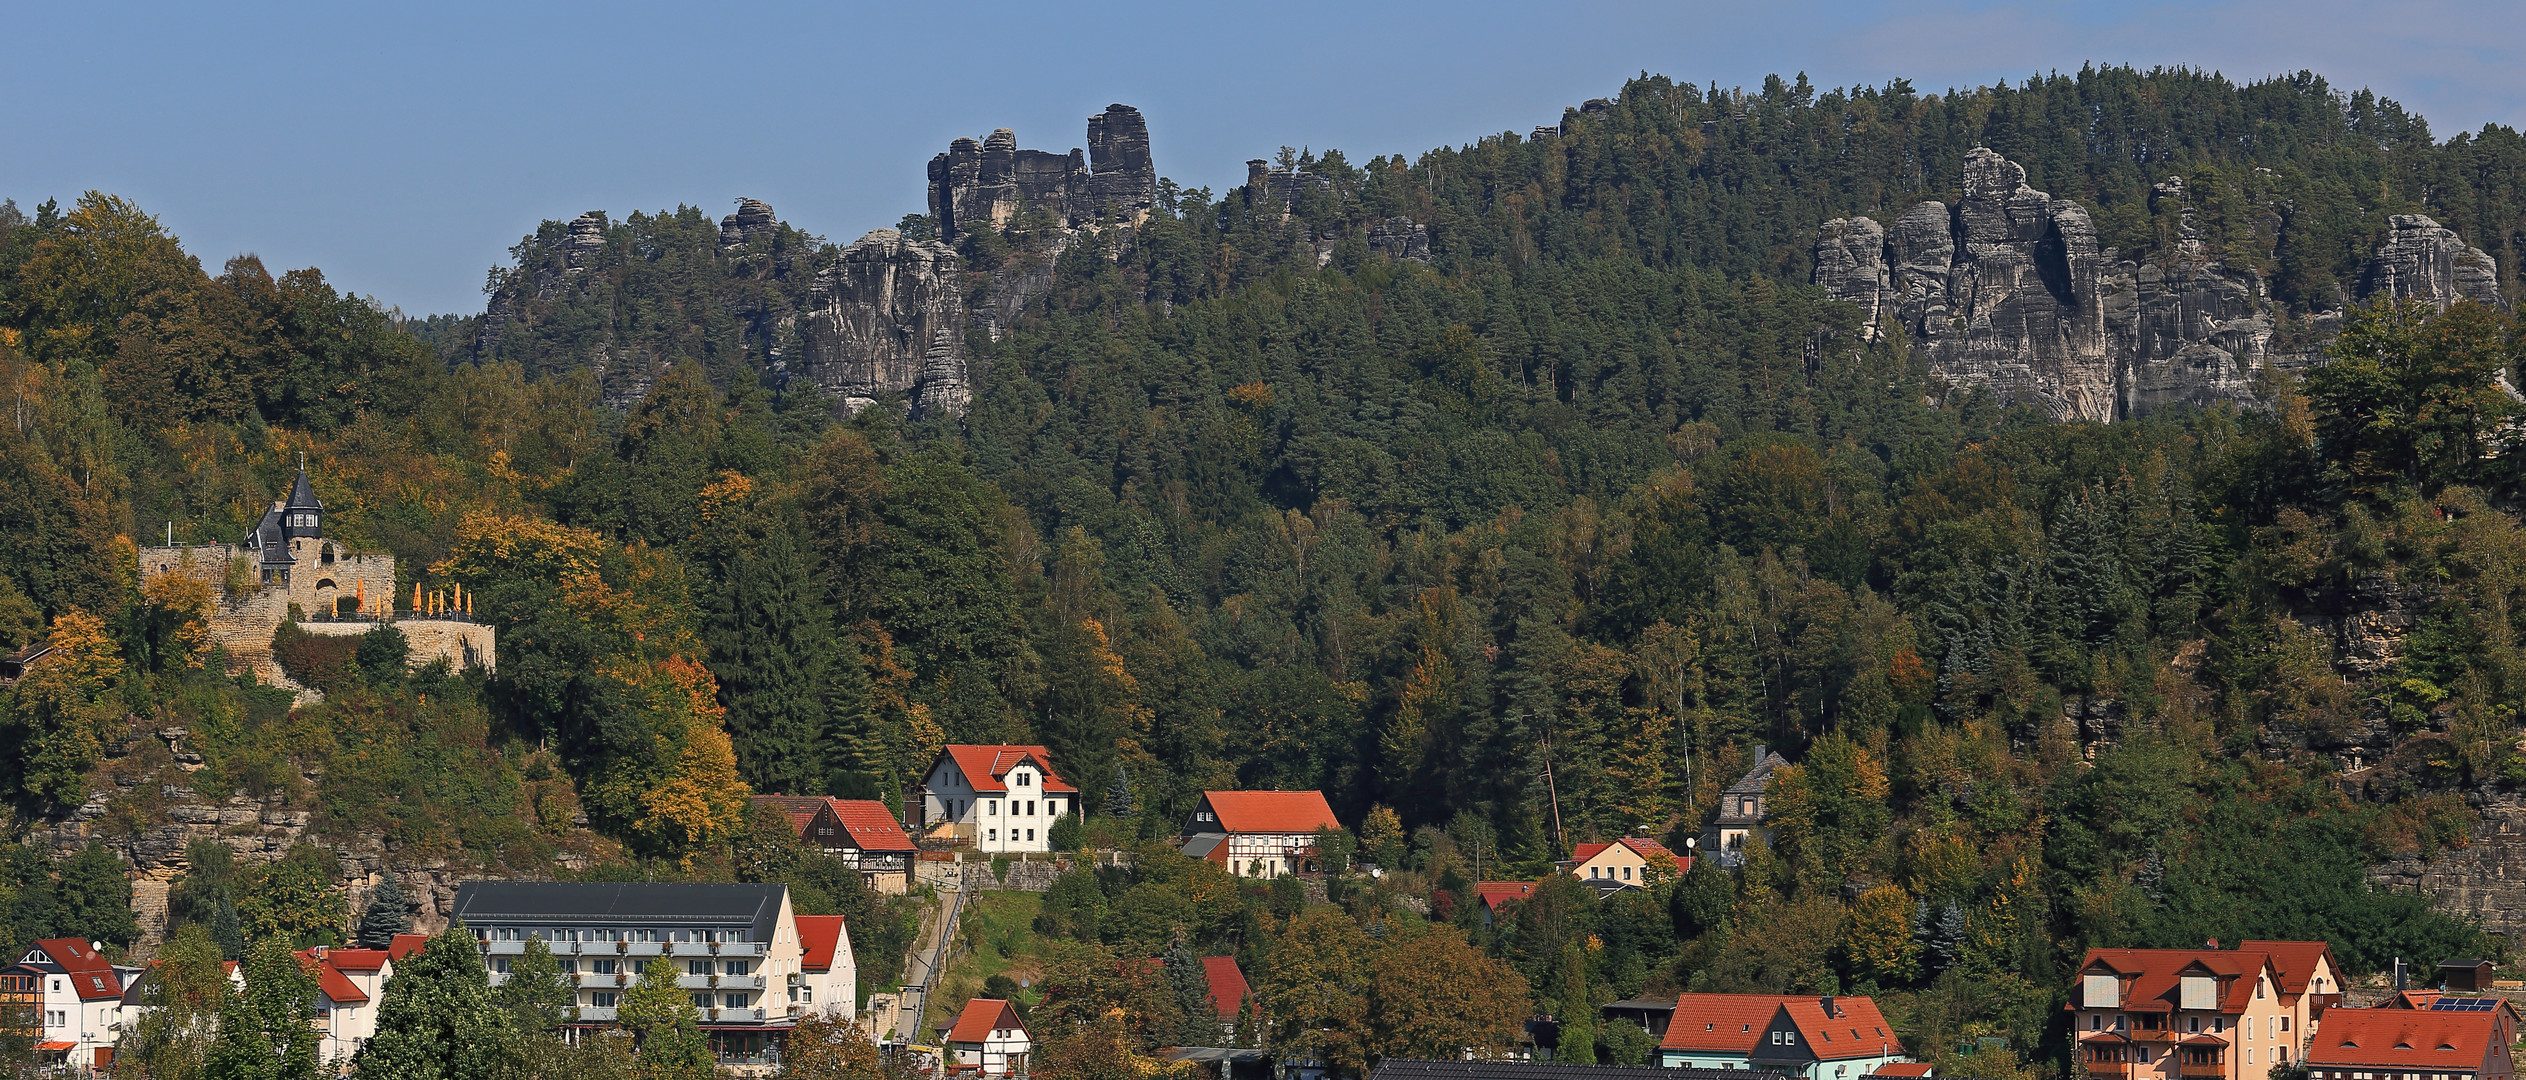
[2180,1065,2225,1079]
[576,1007,618,1023]
[674,974,763,991]
[702,1007,767,1025]
[479,939,762,958]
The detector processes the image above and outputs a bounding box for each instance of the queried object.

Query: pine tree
[1163,929,1216,1047]
[355,874,412,949]
[712,524,839,795]
[1551,939,1596,1063]
[203,937,321,1080]
[1106,764,1134,818]
[354,923,515,1080]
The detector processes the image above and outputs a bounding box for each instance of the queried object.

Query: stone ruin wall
[140,540,399,692]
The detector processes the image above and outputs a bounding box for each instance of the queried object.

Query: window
[691,994,713,1009]
[988,829,997,842]
[1026,829,1035,841]
[724,961,750,976]
[492,958,512,974]
[558,959,577,974]
[690,960,711,976]
[987,801,996,816]
[591,959,616,975]
[799,985,813,1004]
[1770,1033,1781,1045]
[1028,800,1036,815]
[1623,866,1633,880]
[591,992,616,1008]
[724,994,747,1009]
[2282,1017,2292,1032]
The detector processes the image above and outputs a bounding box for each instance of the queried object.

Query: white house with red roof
[1657,993,1905,1077]
[1178,790,1342,878]
[301,945,398,1064]
[2308,1007,2514,1080]
[791,914,857,1020]
[1560,836,1682,891]
[917,746,1076,854]
[2,939,138,1070]
[942,996,1030,1074]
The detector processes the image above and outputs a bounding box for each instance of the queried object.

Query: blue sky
[7,0,2521,316]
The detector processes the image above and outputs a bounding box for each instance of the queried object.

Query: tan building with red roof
[2307,1007,2514,1080]
[301,945,398,1064]
[1179,790,1342,878]
[752,795,919,893]
[918,746,1077,854]
[1655,992,1907,1078]
[2072,942,2342,1080]
[943,996,1031,1075]
[792,914,857,1020]
[1560,836,1682,891]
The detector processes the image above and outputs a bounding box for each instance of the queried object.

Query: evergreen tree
[355,622,411,686]
[1549,939,1596,1063]
[355,874,412,949]
[1163,929,1216,1047]
[170,838,248,959]
[354,923,514,1080]
[1105,765,1134,818]
[204,937,321,1080]
[711,523,838,795]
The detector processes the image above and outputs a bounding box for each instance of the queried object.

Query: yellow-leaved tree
[2,609,125,811]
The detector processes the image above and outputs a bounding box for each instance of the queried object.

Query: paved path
[888,881,968,1044]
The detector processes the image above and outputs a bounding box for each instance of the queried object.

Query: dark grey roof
[450,882,787,942]
[1181,834,1226,859]
[1724,748,1789,796]
[286,467,322,510]
[1371,1062,1793,1080]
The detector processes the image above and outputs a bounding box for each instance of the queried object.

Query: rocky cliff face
[928,105,1156,241]
[1813,149,2504,422]
[795,228,970,417]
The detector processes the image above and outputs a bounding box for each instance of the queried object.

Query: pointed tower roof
[286,457,322,511]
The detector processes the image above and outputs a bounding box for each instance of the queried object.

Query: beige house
[1560,836,1680,890]
[2072,941,2343,1080]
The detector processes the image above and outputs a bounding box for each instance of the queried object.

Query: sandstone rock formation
[1815,150,2508,421]
[796,228,968,415]
[718,197,780,250]
[928,105,1156,241]
[1368,217,1433,263]
[2359,214,2502,309]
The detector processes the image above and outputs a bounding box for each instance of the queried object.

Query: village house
[915,746,1076,854]
[0,939,139,1071]
[1655,993,1906,1078]
[791,915,857,1020]
[2071,941,2343,1080]
[1474,881,1537,928]
[1706,747,1788,868]
[1559,836,1682,892]
[1179,790,1343,878]
[2307,1008,2514,1080]
[750,795,918,893]
[455,881,838,1070]
[2378,991,2524,1046]
[943,997,1031,1075]
[303,945,398,1064]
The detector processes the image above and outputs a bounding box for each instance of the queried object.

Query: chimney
[2395,957,2407,991]
[1822,994,1837,1018]
[2207,938,2220,949]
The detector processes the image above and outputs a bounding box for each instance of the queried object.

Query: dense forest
[5,63,2526,1076]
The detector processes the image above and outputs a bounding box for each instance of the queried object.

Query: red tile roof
[1474,881,1536,912]
[387,934,428,960]
[1660,994,1818,1054]
[828,799,917,851]
[947,997,1027,1044]
[751,795,832,834]
[2309,1008,2503,1071]
[1780,997,1899,1061]
[797,915,847,973]
[2074,948,2279,1014]
[31,940,122,1000]
[2238,940,2340,997]
[320,948,392,973]
[1200,791,1340,835]
[297,951,370,1004]
[1203,956,1249,1019]
[1872,1065,1935,1077]
[941,746,1076,794]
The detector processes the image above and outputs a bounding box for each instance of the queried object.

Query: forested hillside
[4,64,2526,1075]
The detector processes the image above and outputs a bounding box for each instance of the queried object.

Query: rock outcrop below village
[1812,149,2504,422]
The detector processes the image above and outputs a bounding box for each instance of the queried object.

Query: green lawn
[922,889,1051,1037]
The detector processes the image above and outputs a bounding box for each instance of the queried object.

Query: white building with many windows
[915,745,1076,853]
[454,881,848,1070]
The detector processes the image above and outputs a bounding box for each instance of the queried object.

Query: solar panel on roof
[2430,998,2499,1011]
